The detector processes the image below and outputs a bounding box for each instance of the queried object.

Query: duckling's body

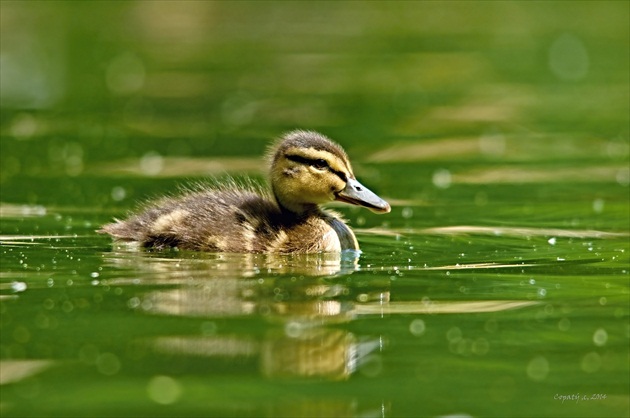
[100,130,389,253]
[103,186,358,252]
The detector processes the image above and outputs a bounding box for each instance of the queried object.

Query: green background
[1,1,628,417]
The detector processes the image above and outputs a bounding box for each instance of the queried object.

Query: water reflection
[102,249,384,381]
[104,247,360,278]
[152,328,380,381]
[99,249,540,383]
[103,249,362,320]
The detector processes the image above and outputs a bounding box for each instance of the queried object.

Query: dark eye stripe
[286,154,323,167]
[331,168,347,182]
[286,154,347,182]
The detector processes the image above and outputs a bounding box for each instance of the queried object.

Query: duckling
[99,130,390,253]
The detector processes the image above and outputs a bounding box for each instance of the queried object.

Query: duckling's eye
[311,159,328,170]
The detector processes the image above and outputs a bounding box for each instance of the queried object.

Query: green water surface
[1,1,629,417]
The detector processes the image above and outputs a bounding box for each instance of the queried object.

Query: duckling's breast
[324,216,359,251]
[267,215,358,253]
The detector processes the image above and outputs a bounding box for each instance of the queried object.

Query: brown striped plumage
[99,130,390,253]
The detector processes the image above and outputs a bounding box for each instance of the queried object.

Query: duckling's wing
[99,188,282,252]
[98,198,189,248]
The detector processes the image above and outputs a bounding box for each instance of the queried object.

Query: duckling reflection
[102,248,359,280]
[146,280,389,380]
[152,327,385,381]
[260,328,385,380]
[100,130,390,253]
[103,249,389,319]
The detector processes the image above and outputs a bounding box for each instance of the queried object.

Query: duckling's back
[101,188,274,252]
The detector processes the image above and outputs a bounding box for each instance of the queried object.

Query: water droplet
[526,356,549,381]
[484,318,498,333]
[11,281,27,292]
[147,375,182,405]
[452,338,473,356]
[616,167,630,186]
[548,33,589,81]
[358,354,383,378]
[357,294,369,303]
[547,237,557,245]
[200,321,217,336]
[106,52,145,95]
[474,191,488,206]
[43,299,55,310]
[10,113,38,139]
[479,129,506,156]
[284,321,304,338]
[13,326,31,344]
[96,353,121,376]
[127,297,141,309]
[580,351,601,373]
[141,299,153,311]
[111,186,127,202]
[62,300,74,313]
[472,338,490,355]
[79,344,100,365]
[409,319,426,336]
[140,151,164,176]
[593,328,607,347]
[432,168,452,189]
[446,327,462,343]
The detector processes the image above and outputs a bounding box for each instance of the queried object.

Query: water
[1,1,629,417]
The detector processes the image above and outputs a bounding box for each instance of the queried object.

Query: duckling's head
[269,130,390,215]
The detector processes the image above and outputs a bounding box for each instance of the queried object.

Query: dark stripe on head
[285,153,348,182]
[275,130,349,165]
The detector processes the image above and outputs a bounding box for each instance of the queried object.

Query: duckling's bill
[335,178,391,214]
